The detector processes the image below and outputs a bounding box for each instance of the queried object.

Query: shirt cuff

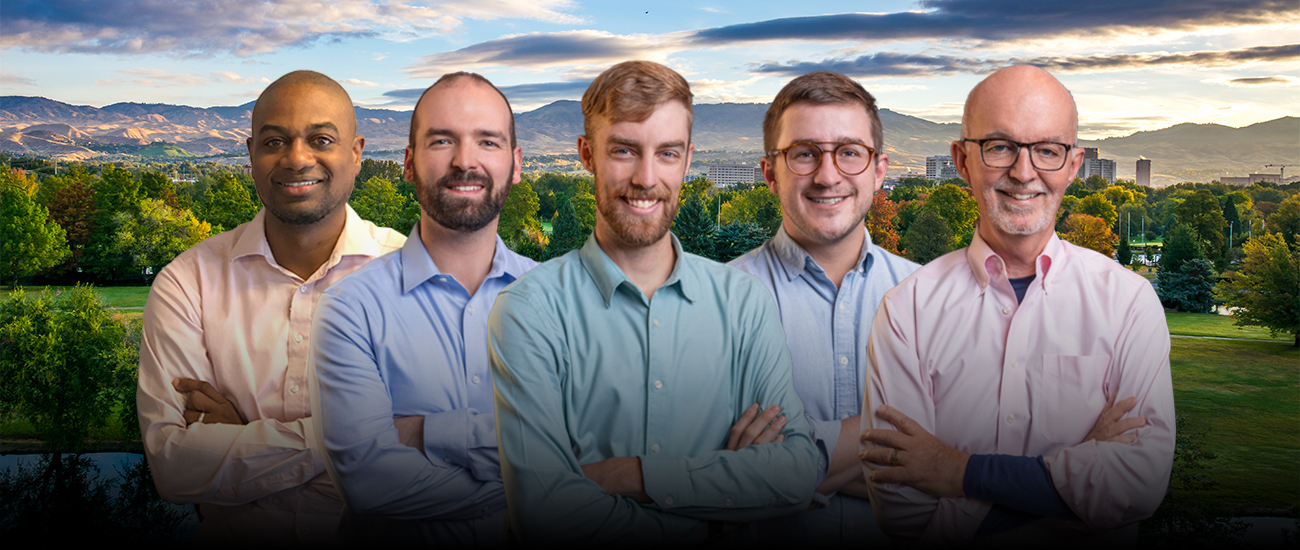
[963,454,1078,522]
[806,414,839,487]
[422,408,475,469]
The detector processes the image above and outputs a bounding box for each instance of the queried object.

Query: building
[1222,173,1282,186]
[707,162,762,186]
[1075,147,1116,184]
[1136,159,1151,187]
[925,155,958,181]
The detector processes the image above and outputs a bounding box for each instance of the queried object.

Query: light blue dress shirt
[309,226,537,545]
[488,233,819,544]
[730,225,919,545]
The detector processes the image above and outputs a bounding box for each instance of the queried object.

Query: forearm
[817,415,866,495]
[423,408,501,482]
[964,455,1077,523]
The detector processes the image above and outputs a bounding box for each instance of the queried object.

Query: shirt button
[838,303,844,311]
[664,496,674,506]
[1010,361,1019,369]
[290,384,299,394]
[1002,306,1012,315]
[652,319,659,327]
[298,285,308,293]
[651,443,660,452]
[472,375,481,384]
[1006,415,1015,424]
[841,413,850,420]
[294,333,304,343]
[653,380,663,389]
[467,306,474,315]
[839,356,849,366]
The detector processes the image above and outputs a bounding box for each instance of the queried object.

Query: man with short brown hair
[489,60,818,545]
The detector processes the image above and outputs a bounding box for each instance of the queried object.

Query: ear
[762,156,778,194]
[871,152,889,195]
[683,143,694,179]
[578,134,596,175]
[951,140,971,183]
[403,146,417,183]
[245,137,254,158]
[511,145,523,186]
[351,134,365,167]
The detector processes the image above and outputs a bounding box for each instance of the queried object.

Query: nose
[1008,145,1037,183]
[811,148,841,186]
[630,156,655,189]
[451,140,482,173]
[283,139,314,171]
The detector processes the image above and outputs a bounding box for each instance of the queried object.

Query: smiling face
[766,101,888,250]
[579,100,693,251]
[954,65,1084,248]
[246,82,362,227]
[405,77,521,233]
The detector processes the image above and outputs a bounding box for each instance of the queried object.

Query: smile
[625,198,660,209]
[809,197,845,205]
[279,179,321,188]
[450,185,483,192]
[1000,190,1041,200]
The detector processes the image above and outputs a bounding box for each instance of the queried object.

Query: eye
[1034,145,1061,158]
[311,135,335,148]
[264,137,286,148]
[985,142,1013,154]
[611,147,633,157]
[430,138,452,147]
[838,148,862,158]
[481,139,500,149]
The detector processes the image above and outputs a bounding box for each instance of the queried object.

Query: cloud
[751,44,1300,77]
[211,71,270,85]
[402,30,677,77]
[119,68,210,86]
[0,0,583,57]
[1207,75,1298,86]
[343,78,381,87]
[0,72,37,86]
[691,0,1297,45]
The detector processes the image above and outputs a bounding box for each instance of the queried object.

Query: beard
[415,165,512,233]
[596,184,678,248]
[981,176,1060,236]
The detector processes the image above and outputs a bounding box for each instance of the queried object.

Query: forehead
[252,83,354,134]
[414,79,512,132]
[592,100,691,144]
[776,102,875,145]
[966,83,1077,141]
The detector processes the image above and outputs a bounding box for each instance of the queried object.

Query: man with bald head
[857,65,1174,544]
[137,70,405,544]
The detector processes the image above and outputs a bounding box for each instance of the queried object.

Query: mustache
[436,170,493,188]
[618,188,672,201]
[991,178,1048,195]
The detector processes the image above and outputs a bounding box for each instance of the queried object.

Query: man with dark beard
[487,61,817,545]
[308,72,537,546]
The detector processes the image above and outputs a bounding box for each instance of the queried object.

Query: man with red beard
[488,61,817,545]
[308,72,537,545]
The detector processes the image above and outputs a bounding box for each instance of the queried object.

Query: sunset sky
[2,0,1297,139]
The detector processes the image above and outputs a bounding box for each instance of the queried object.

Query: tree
[200,174,260,232]
[1159,224,1203,275]
[889,185,919,203]
[354,159,403,189]
[902,210,953,265]
[1216,233,1299,346]
[83,165,144,282]
[112,199,212,284]
[719,186,781,227]
[713,222,769,262]
[351,176,415,234]
[1,186,70,286]
[1158,258,1216,313]
[1266,193,1300,249]
[921,184,978,247]
[1103,185,1136,208]
[1060,213,1115,258]
[139,171,179,208]
[1173,190,1226,265]
[546,199,587,260]
[1056,195,1081,232]
[1117,232,1133,266]
[1083,174,1108,192]
[570,191,597,233]
[45,178,97,277]
[498,178,542,249]
[673,193,716,258]
[1078,193,1118,230]
[865,190,901,255]
[754,200,781,237]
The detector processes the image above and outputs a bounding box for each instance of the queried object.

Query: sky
[2,0,1298,139]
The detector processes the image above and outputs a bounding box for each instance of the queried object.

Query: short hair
[581,61,693,139]
[408,72,516,149]
[762,71,883,157]
[254,70,355,134]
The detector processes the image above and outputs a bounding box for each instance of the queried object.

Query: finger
[727,404,761,451]
[858,447,902,466]
[182,409,201,425]
[867,466,908,485]
[187,390,223,413]
[774,434,785,443]
[195,382,231,406]
[739,406,782,449]
[1111,433,1138,444]
[172,378,206,393]
[1102,396,1138,424]
[860,428,906,449]
[751,415,787,446]
[1100,416,1147,441]
[874,404,921,436]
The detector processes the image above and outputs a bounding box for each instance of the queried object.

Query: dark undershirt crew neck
[1008,274,1036,303]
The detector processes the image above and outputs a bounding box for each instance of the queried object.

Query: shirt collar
[771,225,874,282]
[400,223,531,294]
[230,205,384,271]
[966,228,1062,293]
[579,232,695,307]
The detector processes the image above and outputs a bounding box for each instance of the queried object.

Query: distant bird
[645,11,649,14]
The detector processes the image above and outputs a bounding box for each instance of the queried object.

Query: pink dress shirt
[137,206,405,544]
[861,230,1174,544]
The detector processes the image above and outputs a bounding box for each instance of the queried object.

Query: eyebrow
[979,130,1071,143]
[423,127,510,142]
[257,122,340,135]
[607,135,686,150]
[788,137,870,146]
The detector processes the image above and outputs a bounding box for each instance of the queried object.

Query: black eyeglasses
[959,138,1073,171]
[768,141,877,176]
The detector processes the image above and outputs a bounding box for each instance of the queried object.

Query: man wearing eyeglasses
[729,71,918,546]
[857,65,1174,544]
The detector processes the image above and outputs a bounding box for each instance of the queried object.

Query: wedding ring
[889,448,900,466]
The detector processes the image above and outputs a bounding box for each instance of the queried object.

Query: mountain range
[2,95,1296,186]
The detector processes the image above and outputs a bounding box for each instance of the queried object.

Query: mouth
[998,189,1043,201]
[448,184,484,193]
[807,196,847,206]
[623,197,662,211]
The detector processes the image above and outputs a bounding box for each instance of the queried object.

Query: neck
[594,225,676,301]
[790,224,865,289]
[419,215,500,296]
[978,223,1050,278]
[263,208,348,280]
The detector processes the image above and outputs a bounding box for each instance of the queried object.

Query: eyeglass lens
[785,142,872,176]
[979,139,1068,170]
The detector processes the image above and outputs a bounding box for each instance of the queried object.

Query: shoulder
[870,246,922,282]
[684,251,780,316]
[496,250,579,307]
[153,222,244,287]
[322,247,404,306]
[354,218,407,254]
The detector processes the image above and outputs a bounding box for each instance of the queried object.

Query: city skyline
[2,1,1298,140]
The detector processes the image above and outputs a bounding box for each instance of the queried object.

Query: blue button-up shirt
[309,226,537,544]
[730,226,919,544]
[489,233,819,544]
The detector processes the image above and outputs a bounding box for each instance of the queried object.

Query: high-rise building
[1136,159,1151,187]
[1077,158,1117,183]
[1082,147,1099,160]
[926,155,956,181]
[706,162,762,187]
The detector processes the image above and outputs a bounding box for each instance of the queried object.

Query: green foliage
[200,174,260,232]
[903,210,953,265]
[1055,195,1081,232]
[1160,225,1203,275]
[354,159,403,190]
[112,199,212,284]
[1117,232,1133,265]
[546,199,587,260]
[888,185,919,203]
[498,178,542,246]
[1216,233,1300,346]
[673,193,716,258]
[1066,178,1092,199]
[1078,193,1118,230]
[719,186,781,227]
[713,223,769,263]
[1137,416,1248,548]
[351,176,416,234]
[1,186,70,286]
[1083,174,1108,191]
[138,171,178,208]
[1173,190,1226,264]
[0,286,139,451]
[1266,193,1300,249]
[1158,258,1216,313]
[921,184,978,247]
[895,177,932,189]
[570,191,597,233]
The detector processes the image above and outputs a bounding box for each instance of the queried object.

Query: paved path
[1170,334,1292,343]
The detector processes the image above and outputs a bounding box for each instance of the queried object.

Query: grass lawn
[1169,337,1299,514]
[1166,312,1293,341]
[4,285,151,309]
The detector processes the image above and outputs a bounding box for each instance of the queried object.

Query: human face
[247,83,362,227]
[765,102,887,250]
[405,79,521,233]
[579,101,693,250]
[953,67,1083,243]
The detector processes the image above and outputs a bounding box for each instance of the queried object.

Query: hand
[581,457,650,503]
[726,403,786,451]
[173,378,246,426]
[393,416,424,449]
[859,404,969,498]
[1085,395,1147,444]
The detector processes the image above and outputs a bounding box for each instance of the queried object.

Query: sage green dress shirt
[489,234,818,544]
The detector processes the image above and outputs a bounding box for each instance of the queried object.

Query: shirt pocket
[1037,354,1111,444]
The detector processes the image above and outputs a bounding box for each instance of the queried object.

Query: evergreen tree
[1117,232,1133,266]
[1159,224,1203,275]
[713,222,768,262]
[1159,258,1217,313]
[902,210,953,265]
[673,193,716,258]
[546,199,587,260]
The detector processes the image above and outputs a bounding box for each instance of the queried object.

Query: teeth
[281,180,319,187]
[810,197,844,205]
[452,186,482,191]
[1009,193,1037,200]
[627,199,658,209]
